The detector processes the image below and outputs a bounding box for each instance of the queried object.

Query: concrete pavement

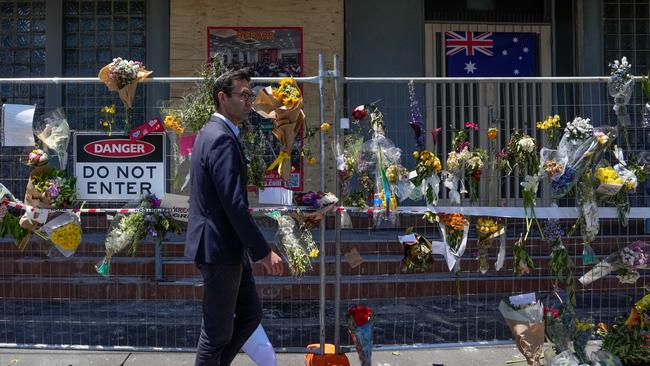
[0,344,530,366]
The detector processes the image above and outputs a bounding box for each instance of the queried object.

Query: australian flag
[445,31,538,77]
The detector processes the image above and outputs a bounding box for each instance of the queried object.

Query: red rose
[352,105,368,121]
[348,305,372,326]
[544,306,560,318]
[472,170,481,182]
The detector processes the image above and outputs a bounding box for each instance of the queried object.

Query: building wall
[169,0,345,195]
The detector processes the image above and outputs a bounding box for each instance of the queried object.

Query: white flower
[520,174,540,194]
[517,137,536,153]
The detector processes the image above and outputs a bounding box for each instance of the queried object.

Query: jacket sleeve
[206,134,271,262]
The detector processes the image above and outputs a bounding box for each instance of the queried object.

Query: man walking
[185,69,284,366]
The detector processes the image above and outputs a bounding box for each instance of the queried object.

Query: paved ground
[0,343,532,366]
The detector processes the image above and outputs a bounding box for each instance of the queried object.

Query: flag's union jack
[445,31,494,57]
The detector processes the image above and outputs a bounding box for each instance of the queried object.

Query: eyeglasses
[230,92,256,103]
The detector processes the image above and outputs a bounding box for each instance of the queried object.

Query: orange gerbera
[438,213,466,233]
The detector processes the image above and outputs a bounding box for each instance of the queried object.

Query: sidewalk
[0,344,528,366]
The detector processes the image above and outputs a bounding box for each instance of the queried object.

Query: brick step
[0,253,600,279]
[3,229,646,259]
[0,275,636,300]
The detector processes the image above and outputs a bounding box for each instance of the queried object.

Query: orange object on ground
[304,343,350,366]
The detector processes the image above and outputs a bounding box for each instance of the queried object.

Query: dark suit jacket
[185,113,271,264]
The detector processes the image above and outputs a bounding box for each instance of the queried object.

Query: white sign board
[74,132,166,201]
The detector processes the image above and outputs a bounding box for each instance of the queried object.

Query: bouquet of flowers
[266,211,316,277]
[601,294,650,366]
[536,114,562,149]
[550,120,616,198]
[444,146,472,205]
[37,212,82,257]
[410,149,442,206]
[34,108,71,169]
[608,56,634,126]
[436,212,469,272]
[29,168,77,209]
[336,134,364,204]
[253,77,305,182]
[96,194,181,276]
[475,217,505,274]
[0,184,29,250]
[399,231,433,272]
[579,241,648,286]
[543,221,576,306]
[498,296,545,366]
[98,104,116,135]
[544,292,575,355]
[98,57,152,112]
[358,104,404,221]
[444,124,487,204]
[347,305,373,366]
[641,71,650,128]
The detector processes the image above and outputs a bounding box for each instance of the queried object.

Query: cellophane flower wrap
[34,108,71,170]
[579,241,648,286]
[37,212,82,257]
[358,104,404,219]
[608,56,634,126]
[253,77,305,182]
[412,150,442,206]
[475,217,506,274]
[98,57,152,110]
[346,305,373,366]
[401,232,433,272]
[499,299,545,366]
[96,194,181,276]
[266,210,314,277]
[437,213,469,272]
[550,119,615,198]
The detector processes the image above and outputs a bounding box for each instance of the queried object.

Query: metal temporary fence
[0,55,649,355]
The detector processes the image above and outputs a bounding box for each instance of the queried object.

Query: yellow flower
[320,122,330,132]
[625,180,637,190]
[487,128,498,140]
[307,156,317,165]
[536,115,561,130]
[412,151,420,159]
[308,248,319,258]
[101,105,116,114]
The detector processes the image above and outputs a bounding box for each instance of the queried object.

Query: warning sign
[74,132,166,201]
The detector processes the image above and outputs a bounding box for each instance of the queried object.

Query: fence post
[318,53,327,355]
[332,53,342,354]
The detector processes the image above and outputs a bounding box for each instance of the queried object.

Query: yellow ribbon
[267,151,291,176]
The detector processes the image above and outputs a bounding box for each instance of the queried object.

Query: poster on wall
[445,31,538,77]
[207,26,304,190]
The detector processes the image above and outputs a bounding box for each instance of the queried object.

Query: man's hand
[260,250,284,276]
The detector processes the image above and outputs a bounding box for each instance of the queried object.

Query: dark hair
[212,69,251,108]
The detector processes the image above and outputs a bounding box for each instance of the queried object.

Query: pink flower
[465,121,479,131]
[431,128,442,143]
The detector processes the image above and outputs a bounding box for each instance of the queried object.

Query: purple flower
[149,194,161,208]
[456,141,471,152]
[144,214,154,222]
[300,192,320,209]
[543,221,565,243]
[408,82,425,151]
[46,179,60,199]
[147,227,157,237]
[496,149,509,159]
